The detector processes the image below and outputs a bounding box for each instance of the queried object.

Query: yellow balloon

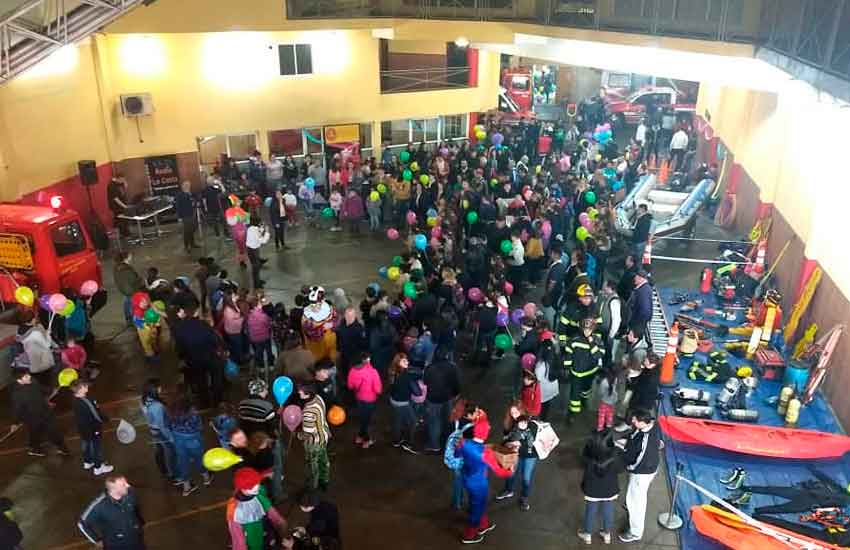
[58,368,78,388]
[387,266,400,281]
[535,165,542,174]
[369,191,380,201]
[410,162,419,172]
[203,447,243,472]
[14,286,34,307]
[427,217,437,227]
[475,130,486,141]
[462,199,470,210]
[595,154,603,162]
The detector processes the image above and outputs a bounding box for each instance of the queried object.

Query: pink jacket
[222,306,243,335]
[341,193,364,220]
[347,362,382,403]
[246,307,272,343]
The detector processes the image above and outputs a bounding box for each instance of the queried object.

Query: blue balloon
[264,197,273,207]
[224,359,239,380]
[414,234,427,250]
[305,177,315,189]
[426,208,438,219]
[378,266,388,279]
[272,376,293,405]
[368,282,381,294]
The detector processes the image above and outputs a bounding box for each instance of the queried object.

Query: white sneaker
[600,531,612,544]
[93,464,114,476]
[577,530,592,545]
[83,462,94,470]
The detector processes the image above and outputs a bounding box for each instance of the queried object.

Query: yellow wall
[0,41,112,201]
[697,82,850,297]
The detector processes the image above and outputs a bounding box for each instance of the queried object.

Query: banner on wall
[145,155,180,196]
[323,124,359,145]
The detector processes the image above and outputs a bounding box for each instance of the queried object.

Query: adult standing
[617,254,639,303]
[266,155,284,191]
[176,181,198,254]
[245,219,270,290]
[627,269,653,343]
[113,251,144,325]
[238,379,283,502]
[669,126,689,172]
[170,392,213,496]
[10,370,70,458]
[335,307,367,386]
[140,379,176,482]
[423,349,460,453]
[78,475,145,550]
[631,204,653,264]
[173,305,223,408]
[106,177,130,237]
[505,228,526,293]
[388,353,420,453]
[269,190,289,251]
[619,409,661,543]
[597,279,622,367]
[297,385,331,491]
[541,245,566,328]
[203,178,226,238]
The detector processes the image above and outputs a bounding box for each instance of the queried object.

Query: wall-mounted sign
[145,154,180,196]
[323,124,359,145]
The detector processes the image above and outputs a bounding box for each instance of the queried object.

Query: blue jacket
[175,191,194,220]
[455,439,511,490]
[629,282,653,331]
[140,397,173,443]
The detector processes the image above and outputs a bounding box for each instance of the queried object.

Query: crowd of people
[2,108,707,550]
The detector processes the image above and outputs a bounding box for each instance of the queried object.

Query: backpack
[444,427,465,471]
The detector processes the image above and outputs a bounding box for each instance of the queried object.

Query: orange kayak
[659,416,850,459]
[691,505,847,550]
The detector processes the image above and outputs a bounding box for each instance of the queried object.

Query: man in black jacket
[335,307,367,382]
[173,306,223,408]
[620,409,660,543]
[78,475,145,550]
[11,371,70,458]
[423,350,461,453]
[631,204,653,263]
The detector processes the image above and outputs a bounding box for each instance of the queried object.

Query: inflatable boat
[659,416,850,459]
[614,174,713,239]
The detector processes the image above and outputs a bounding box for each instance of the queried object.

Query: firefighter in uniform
[556,283,602,347]
[563,317,604,421]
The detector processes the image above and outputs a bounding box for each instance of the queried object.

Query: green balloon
[466,211,479,224]
[392,255,402,267]
[403,281,417,299]
[500,239,513,254]
[403,169,413,181]
[494,333,512,350]
[490,178,498,187]
[400,151,410,163]
[585,190,597,205]
[576,226,589,241]
[322,207,334,218]
[143,308,160,324]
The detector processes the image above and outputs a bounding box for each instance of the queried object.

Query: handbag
[532,421,560,460]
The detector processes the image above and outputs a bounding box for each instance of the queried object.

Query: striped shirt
[301,396,330,447]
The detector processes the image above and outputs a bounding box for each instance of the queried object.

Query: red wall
[18,162,114,228]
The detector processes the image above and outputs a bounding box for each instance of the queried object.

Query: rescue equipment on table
[715,376,759,422]
[679,328,699,357]
[687,351,733,383]
[671,388,714,418]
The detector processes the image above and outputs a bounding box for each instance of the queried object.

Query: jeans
[390,400,416,444]
[583,499,615,534]
[369,211,380,231]
[356,400,376,440]
[153,440,176,479]
[181,217,197,251]
[425,400,451,450]
[271,437,285,501]
[207,211,223,237]
[452,469,465,509]
[123,296,133,324]
[633,241,647,264]
[273,223,285,248]
[81,436,103,468]
[252,339,275,370]
[247,248,262,289]
[504,456,538,499]
[173,431,206,482]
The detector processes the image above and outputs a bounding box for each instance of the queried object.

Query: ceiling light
[455,36,470,48]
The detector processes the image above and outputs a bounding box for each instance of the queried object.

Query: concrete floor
[0,211,737,550]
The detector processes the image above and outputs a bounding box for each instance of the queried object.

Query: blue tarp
[655,287,848,550]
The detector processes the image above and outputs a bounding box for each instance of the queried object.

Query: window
[359,123,372,149]
[382,120,411,146]
[441,115,467,140]
[511,75,530,91]
[304,127,323,154]
[278,44,313,76]
[412,119,438,143]
[51,221,86,257]
[268,129,304,156]
[227,134,258,160]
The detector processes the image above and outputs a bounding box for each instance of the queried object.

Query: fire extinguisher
[700,268,713,294]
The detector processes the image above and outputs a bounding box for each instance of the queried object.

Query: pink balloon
[581,217,594,230]
[431,226,442,239]
[387,228,400,240]
[406,211,417,225]
[80,280,99,296]
[521,353,536,370]
[282,404,303,432]
[523,302,537,319]
[541,221,552,239]
[503,281,514,296]
[48,293,67,313]
[468,287,483,303]
[578,212,589,225]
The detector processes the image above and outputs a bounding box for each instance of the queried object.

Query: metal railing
[380,66,472,93]
[0,0,143,85]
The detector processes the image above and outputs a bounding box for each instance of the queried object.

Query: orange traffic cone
[660,321,679,386]
[642,241,652,266]
[658,159,670,183]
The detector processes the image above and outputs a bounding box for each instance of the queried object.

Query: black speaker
[78,160,98,186]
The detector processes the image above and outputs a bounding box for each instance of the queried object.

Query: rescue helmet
[577,283,594,298]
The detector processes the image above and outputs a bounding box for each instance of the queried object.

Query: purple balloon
[38,294,52,310]
[511,308,525,325]
[492,132,504,146]
[496,311,509,327]
[388,305,402,319]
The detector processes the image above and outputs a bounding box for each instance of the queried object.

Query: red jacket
[520,383,542,416]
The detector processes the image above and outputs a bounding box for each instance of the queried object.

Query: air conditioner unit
[120,93,154,117]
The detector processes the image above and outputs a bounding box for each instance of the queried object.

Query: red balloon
[503,281,514,296]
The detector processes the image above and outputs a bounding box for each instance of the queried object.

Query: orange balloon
[327,405,346,426]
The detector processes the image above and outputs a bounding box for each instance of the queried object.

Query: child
[226,467,286,550]
[328,186,343,232]
[346,352,382,448]
[520,370,542,418]
[596,367,618,432]
[246,296,274,377]
[312,361,338,409]
[578,431,622,545]
[283,187,298,226]
[61,336,99,380]
[70,380,114,476]
[341,188,364,234]
[366,190,382,231]
[498,414,540,511]
[211,402,239,449]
